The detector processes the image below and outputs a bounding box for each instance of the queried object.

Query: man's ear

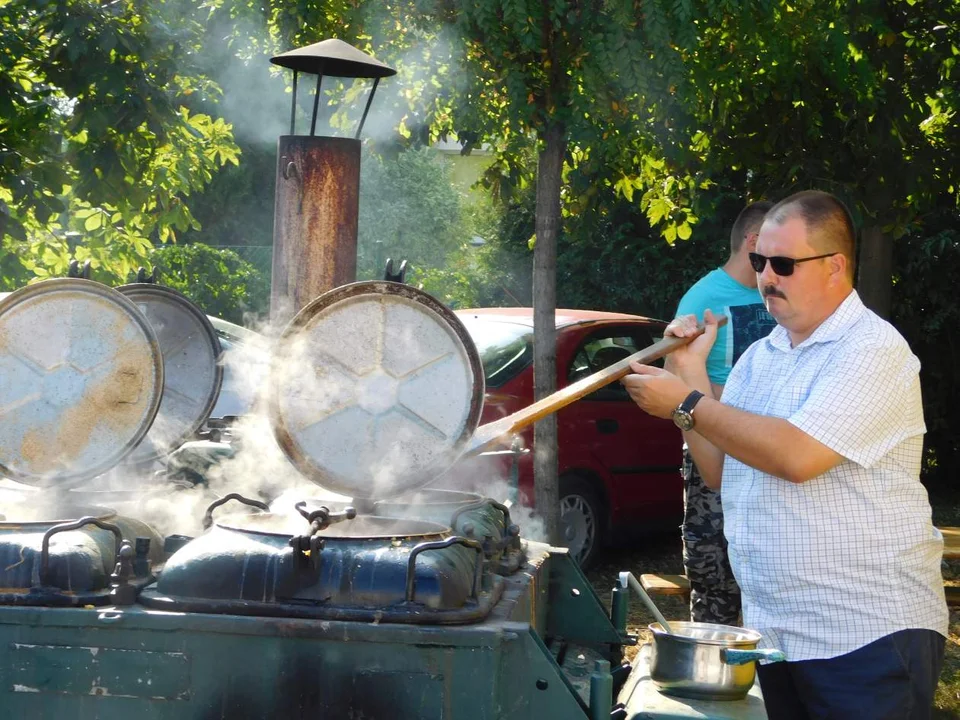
[828,253,848,283]
[745,231,759,251]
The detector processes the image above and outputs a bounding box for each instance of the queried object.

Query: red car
[454,308,683,568]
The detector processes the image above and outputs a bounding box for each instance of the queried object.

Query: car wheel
[559,475,605,570]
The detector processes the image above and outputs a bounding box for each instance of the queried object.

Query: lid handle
[39,516,123,587]
[202,493,270,530]
[405,536,484,603]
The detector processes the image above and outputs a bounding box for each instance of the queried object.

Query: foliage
[176,142,277,249]
[356,146,465,280]
[614,1,960,243]
[147,243,269,325]
[391,191,496,308]
[891,210,960,487]
[0,0,240,286]
[485,180,736,317]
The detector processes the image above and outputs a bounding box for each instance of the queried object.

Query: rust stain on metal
[19,338,153,475]
[271,136,361,324]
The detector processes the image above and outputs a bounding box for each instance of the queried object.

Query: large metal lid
[116,284,223,464]
[0,279,163,487]
[270,281,484,499]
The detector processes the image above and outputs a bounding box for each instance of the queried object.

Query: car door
[557,325,682,525]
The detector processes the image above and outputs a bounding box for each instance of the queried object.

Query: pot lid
[116,284,223,463]
[0,279,163,487]
[270,281,484,499]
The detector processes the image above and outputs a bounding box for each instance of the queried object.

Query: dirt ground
[584,530,960,719]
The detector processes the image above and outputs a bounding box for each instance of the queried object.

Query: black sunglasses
[749,251,838,277]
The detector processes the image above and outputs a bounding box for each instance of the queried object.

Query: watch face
[673,409,695,432]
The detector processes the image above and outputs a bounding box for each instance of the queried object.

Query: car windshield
[459,317,533,388]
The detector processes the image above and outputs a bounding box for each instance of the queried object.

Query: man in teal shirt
[673,201,776,625]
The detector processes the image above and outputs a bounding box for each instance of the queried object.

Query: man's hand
[663,309,719,374]
[621,363,692,419]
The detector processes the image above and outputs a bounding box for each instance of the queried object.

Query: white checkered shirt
[720,290,948,661]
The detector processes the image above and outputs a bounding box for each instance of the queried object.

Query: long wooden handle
[464,315,727,457]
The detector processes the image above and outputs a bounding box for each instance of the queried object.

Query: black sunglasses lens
[769,257,795,276]
[749,253,766,273]
[749,253,795,276]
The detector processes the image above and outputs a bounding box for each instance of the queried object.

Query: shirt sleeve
[675,289,700,319]
[787,338,926,469]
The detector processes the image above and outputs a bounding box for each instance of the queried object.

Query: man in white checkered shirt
[623,190,947,719]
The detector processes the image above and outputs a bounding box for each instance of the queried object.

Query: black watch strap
[680,390,705,414]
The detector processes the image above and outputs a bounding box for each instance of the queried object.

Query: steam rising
[0,25,556,545]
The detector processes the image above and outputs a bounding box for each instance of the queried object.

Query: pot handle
[39,516,124,587]
[405,536,484,603]
[720,648,786,665]
[202,493,269,530]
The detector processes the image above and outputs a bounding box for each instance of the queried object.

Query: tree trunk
[532,120,566,546]
[857,226,893,319]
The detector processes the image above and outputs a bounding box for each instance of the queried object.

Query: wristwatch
[672,390,705,431]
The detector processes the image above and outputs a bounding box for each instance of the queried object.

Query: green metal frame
[545,550,634,647]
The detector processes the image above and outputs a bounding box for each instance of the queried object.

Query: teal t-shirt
[675,268,776,385]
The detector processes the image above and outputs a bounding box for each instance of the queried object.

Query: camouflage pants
[682,448,741,625]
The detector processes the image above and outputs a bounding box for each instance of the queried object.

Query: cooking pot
[648,621,785,701]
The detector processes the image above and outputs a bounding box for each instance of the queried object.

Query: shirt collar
[765,290,864,352]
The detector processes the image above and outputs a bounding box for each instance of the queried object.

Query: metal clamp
[67,259,92,279]
[135,266,158,284]
[450,499,519,555]
[289,502,357,569]
[202,493,270,530]
[384,258,408,284]
[109,541,137,606]
[405,536,483,603]
[293,501,357,534]
[39,517,123,587]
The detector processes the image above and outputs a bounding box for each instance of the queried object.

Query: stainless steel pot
[648,621,785,701]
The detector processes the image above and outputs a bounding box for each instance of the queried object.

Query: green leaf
[648,198,673,226]
[84,213,103,231]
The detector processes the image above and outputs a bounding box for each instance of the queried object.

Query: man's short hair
[730,201,774,254]
[766,191,856,280]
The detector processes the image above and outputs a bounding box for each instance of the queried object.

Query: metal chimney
[269,39,396,322]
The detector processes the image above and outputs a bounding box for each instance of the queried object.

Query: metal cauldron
[648,621,785,701]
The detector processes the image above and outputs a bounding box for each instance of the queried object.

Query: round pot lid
[270,281,484,499]
[116,284,223,463]
[0,279,164,487]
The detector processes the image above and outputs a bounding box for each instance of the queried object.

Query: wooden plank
[464,317,728,458]
[940,527,960,559]
[640,574,691,597]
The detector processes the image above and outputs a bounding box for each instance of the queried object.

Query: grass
[585,502,960,719]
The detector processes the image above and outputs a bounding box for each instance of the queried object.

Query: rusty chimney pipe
[269,39,396,323]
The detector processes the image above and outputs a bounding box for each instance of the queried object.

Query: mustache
[763,286,787,300]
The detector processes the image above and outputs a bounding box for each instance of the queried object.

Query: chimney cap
[271,38,397,78]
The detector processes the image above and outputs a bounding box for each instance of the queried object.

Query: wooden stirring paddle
[462,315,727,458]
